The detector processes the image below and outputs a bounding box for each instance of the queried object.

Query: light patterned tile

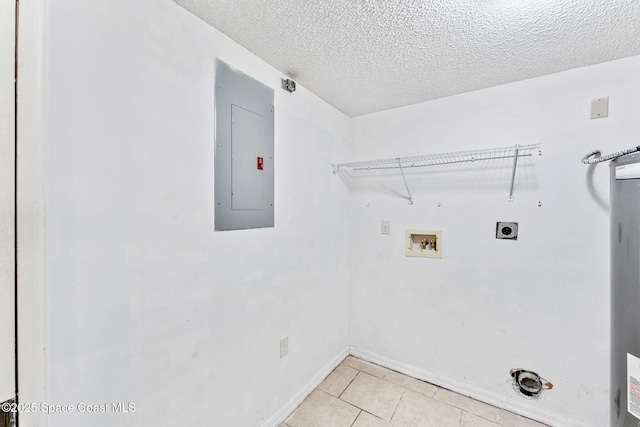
[285,389,360,427]
[343,357,392,378]
[391,390,461,427]
[383,370,438,398]
[461,411,501,427]
[496,409,549,427]
[338,356,355,369]
[434,387,498,422]
[352,411,392,427]
[341,372,404,421]
[319,365,359,397]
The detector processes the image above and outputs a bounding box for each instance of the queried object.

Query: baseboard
[348,346,593,427]
[262,346,350,427]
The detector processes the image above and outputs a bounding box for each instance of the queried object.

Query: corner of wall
[16,0,48,425]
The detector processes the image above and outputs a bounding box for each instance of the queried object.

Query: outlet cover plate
[280,336,289,358]
[591,96,609,119]
[496,222,518,240]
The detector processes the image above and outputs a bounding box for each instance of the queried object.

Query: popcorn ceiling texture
[173,0,640,117]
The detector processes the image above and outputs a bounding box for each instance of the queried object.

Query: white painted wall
[16,0,48,424]
[348,56,640,427]
[37,1,351,426]
[23,0,640,425]
[0,0,16,404]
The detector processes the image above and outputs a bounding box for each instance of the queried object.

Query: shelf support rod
[398,158,414,205]
[508,144,520,201]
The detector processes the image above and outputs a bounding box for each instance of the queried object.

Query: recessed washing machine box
[406,230,442,258]
[214,59,274,231]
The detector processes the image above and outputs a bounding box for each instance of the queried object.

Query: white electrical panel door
[215,59,274,231]
[231,105,264,211]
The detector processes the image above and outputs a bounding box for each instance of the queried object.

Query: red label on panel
[257,157,264,170]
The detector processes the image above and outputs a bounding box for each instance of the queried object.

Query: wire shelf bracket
[332,143,540,203]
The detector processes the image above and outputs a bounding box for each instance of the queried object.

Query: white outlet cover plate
[280,337,288,358]
[591,96,609,119]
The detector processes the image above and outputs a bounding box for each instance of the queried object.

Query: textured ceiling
[173,0,640,117]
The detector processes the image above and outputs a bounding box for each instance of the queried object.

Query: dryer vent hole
[509,368,553,399]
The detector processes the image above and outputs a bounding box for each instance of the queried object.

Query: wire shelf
[332,143,540,173]
[331,143,540,204]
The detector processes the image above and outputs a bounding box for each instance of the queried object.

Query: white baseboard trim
[262,347,350,427]
[348,346,593,427]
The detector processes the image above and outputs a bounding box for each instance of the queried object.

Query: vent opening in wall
[509,369,553,398]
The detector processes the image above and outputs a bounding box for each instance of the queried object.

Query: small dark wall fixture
[281,78,296,93]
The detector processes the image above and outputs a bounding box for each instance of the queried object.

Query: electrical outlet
[496,222,518,240]
[280,336,289,358]
[381,220,390,234]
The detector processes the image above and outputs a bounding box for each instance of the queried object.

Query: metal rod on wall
[508,145,520,201]
[397,159,414,205]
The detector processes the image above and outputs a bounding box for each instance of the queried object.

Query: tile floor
[282,356,549,427]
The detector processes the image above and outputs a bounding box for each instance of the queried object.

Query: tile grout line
[435,388,503,424]
[337,369,362,400]
[343,361,410,424]
[364,410,392,424]
[325,386,365,418]
[341,362,406,424]
[388,388,406,424]
[353,358,439,400]
[310,388,363,425]
[348,409,363,427]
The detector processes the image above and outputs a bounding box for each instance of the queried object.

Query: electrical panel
[215,59,274,231]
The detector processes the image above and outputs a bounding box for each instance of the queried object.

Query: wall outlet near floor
[280,336,289,358]
[381,220,390,234]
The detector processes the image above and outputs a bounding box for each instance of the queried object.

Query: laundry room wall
[21,0,640,426]
[33,0,351,426]
[348,55,640,427]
